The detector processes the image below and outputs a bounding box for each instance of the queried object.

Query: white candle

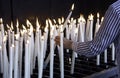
[63,4,74,30]
[112,43,115,61]
[104,49,107,63]
[19,36,23,78]
[60,27,64,78]
[96,55,100,66]
[0,46,3,73]
[9,45,14,78]
[50,29,55,78]
[38,36,44,78]
[24,41,29,78]
[89,14,94,41]
[14,40,19,78]
[71,28,78,74]
[3,36,9,78]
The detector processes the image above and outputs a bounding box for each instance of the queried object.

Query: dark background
[0,0,117,26]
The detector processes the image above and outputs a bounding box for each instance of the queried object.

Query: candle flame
[58,18,61,25]
[22,24,26,30]
[53,19,56,24]
[6,24,10,29]
[20,30,24,36]
[16,19,19,28]
[68,19,70,23]
[0,18,3,23]
[71,3,74,11]
[61,17,64,23]
[36,18,40,27]
[26,19,32,28]
[71,17,73,22]
[97,13,99,18]
[89,14,94,20]
[101,17,104,22]
[11,22,14,30]
[48,19,52,27]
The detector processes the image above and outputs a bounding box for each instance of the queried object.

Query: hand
[55,36,73,50]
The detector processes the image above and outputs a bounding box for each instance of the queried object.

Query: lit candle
[14,35,19,78]
[112,43,115,61]
[60,26,64,78]
[3,36,9,78]
[19,32,24,78]
[89,14,94,41]
[63,4,74,30]
[71,28,78,74]
[38,36,44,78]
[43,20,49,59]
[16,19,19,34]
[0,46,3,73]
[24,40,29,78]
[9,45,14,78]
[104,49,107,63]
[50,28,54,78]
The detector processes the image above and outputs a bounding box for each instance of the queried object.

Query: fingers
[54,36,60,45]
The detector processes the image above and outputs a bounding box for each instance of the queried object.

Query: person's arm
[72,5,120,57]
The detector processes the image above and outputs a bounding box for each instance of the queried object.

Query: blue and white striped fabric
[72,0,120,77]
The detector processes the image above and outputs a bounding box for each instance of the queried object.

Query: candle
[24,40,29,78]
[71,28,78,74]
[38,36,44,78]
[96,55,100,66]
[104,49,107,63]
[60,26,64,78]
[0,46,3,73]
[9,45,14,78]
[112,43,115,61]
[50,29,54,78]
[3,36,9,78]
[89,14,94,41]
[19,35,23,78]
[63,4,74,30]
[14,35,19,78]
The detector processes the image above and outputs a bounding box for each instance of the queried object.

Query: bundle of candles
[0,4,116,78]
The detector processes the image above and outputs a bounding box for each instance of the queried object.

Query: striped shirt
[72,0,120,77]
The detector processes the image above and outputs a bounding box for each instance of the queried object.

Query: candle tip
[71,3,74,11]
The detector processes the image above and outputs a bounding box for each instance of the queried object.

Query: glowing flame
[48,19,52,27]
[71,17,73,22]
[89,14,94,20]
[22,24,26,30]
[71,3,74,11]
[16,19,19,28]
[11,22,14,30]
[61,17,64,23]
[53,19,56,24]
[68,19,70,23]
[36,18,40,27]
[6,24,10,29]
[46,20,49,28]
[0,18,3,23]
[101,17,104,22]
[26,19,32,28]
[97,13,99,18]
[58,18,61,25]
